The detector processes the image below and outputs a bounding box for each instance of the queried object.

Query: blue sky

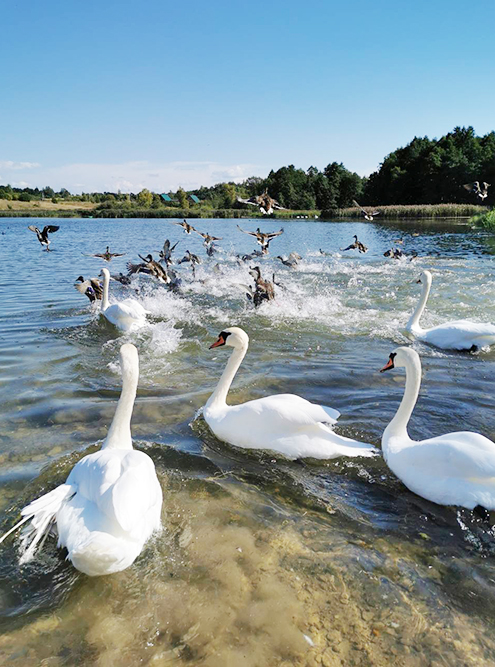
[1,0,494,193]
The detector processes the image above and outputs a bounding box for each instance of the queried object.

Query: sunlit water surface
[1,217,495,666]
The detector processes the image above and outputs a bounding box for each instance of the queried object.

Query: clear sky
[1,0,494,193]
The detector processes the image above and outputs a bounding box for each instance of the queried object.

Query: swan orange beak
[380,354,396,373]
[209,335,225,349]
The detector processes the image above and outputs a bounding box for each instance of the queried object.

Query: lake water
[0,216,495,666]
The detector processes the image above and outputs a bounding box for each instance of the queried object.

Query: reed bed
[322,203,487,219]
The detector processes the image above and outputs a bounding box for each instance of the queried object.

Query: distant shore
[0,200,488,220]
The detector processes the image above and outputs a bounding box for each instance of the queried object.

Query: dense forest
[0,126,493,213]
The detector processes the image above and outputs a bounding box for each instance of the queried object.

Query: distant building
[189,194,201,204]
[160,193,175,203]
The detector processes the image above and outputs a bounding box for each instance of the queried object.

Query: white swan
[406,270,495,351]
[203,327,378,460]
[0,344,162,576]
[380,346,495,509]
[100,267,147,332]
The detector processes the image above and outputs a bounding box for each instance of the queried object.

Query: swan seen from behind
[203,327,378,460]
[0,344,163,576]
[406,270,495,351]
[380,346,495,509]
[100,267,147,331]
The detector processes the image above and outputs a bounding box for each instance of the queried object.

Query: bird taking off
[352,200,380,221]
[28,225,59,251]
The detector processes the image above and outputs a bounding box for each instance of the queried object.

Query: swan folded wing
[117,299,147,318]
[423,321,495,349]
[235,394,340,430]
[68,451,161,535]
[102,452,161,534]
[391,433,495,506]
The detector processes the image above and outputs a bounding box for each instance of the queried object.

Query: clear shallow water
[0,217,495,665]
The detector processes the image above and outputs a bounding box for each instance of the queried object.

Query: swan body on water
[100,267,147,331]
[203,327,378,460]
[406,270,495,351]
[0,344,162,576]
[380,347,495,509]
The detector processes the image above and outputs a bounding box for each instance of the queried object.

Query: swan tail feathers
[68,533,137,576]
[7,484,76,564]
[320,426,379,458]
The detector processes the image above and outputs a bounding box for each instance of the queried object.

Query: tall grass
[322,203,486,219]
[470,209,495,229]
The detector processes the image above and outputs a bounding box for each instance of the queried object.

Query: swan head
[380,346,420,372]
[416,270,432,286]
[100,267,110,279]
[210,327,249,350]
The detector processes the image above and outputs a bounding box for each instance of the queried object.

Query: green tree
[176,187,189,209]
[137,188,153,207]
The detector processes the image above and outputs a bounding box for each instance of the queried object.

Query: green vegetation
[0,125,493,219]
[470,209,495,230]
[327,203,486,220]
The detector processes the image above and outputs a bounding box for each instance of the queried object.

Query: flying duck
[463,181,491,200]
[90,246,126,261]
[194,230,222,246]
[341,235,368,253]
[158,239,179,266]
[172,220,197,235]
[138,254,171,283]
[28,225,59,251]
[352,200,380,221]
[237,190,286,215]
[74,276,103,302]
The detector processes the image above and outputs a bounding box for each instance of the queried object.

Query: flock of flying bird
[3,205,495,580]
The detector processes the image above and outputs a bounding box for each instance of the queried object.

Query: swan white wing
[66,450,161,532]
[103,299,147,330]
[386,432,495,508]
[420,320,495,350]
[204,394,378,459]
[108,452,162,535]
[230,394,340,428]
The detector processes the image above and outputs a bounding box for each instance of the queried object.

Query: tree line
[1,126,493,211]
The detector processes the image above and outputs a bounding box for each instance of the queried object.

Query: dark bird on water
[341,235,368,253]
[277,252,301,268]
[111,272,132,286]
[463,181,491,201]
[74,276,103,302]
[247,266,276,307]
[352,200,380,221]
[28,225,59,251]
[90,246,126,261]
[237,190,286,215]
[172,220,197,235]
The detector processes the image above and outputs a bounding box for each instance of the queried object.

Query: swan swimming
[203,327,378,460]
[406,270,495,351]
[380,346,495,509]
[0,344,162,576]
[100,267,147,331]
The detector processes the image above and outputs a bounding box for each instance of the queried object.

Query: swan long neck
[206,344,248,409]
[103,360,138,450]
[101,271,110,311]
[407,279,430,332]
[383,355,421,444]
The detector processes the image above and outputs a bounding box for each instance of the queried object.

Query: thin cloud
[0,160,268,193]
[0,161,40,170]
